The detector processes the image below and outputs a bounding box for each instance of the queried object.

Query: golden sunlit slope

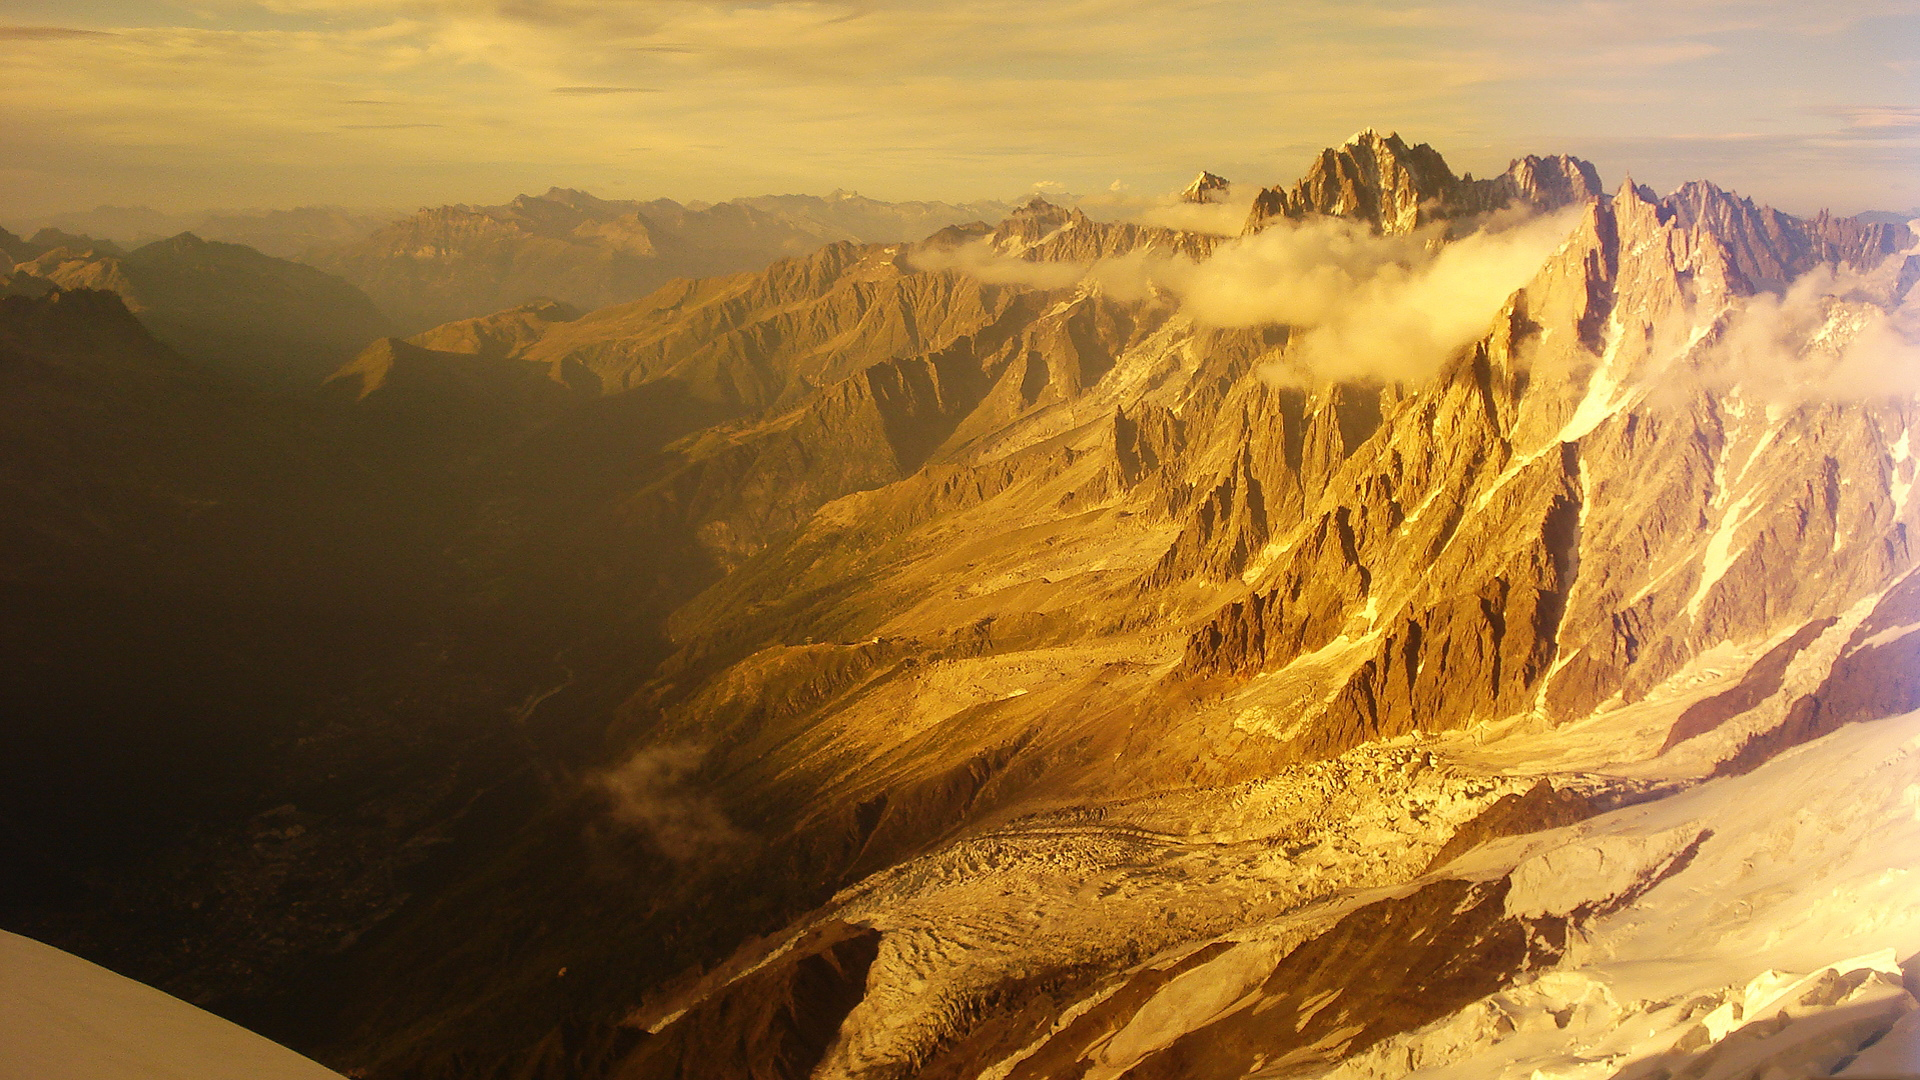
[269,135,1920,1080]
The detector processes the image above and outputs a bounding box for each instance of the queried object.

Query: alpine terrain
[4,129,1919,1080]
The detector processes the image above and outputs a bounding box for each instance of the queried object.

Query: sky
[0,0,1915,222]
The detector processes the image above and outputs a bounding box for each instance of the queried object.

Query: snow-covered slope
[0,931,344,1080]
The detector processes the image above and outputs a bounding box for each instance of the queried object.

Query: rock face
[13,133,1920,1080]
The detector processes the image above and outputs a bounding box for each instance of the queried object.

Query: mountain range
[4,130,1919,1080]
[302,188,1011,332]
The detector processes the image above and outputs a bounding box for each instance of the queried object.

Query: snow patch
[0,931,345,1080]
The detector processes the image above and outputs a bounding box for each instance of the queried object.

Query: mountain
[730,190,1013,242]
[223,134,1918,1080]
[12,131,1920,1080]
[0,285,627,1048]
[9,232,394,385]
[31,204,190,246]
[22,204,404,257]
[1180,170,1232,203]
[304,187,1009,331]
[192,206,407,259]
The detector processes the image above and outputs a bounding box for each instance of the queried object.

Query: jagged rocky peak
[1245,130,1604,234]
[1655,177,1914,292]
[1245,128,1457,234]
[1013,193,1066,215]
[1493,153,1604,208]
[1180,170,1232,204]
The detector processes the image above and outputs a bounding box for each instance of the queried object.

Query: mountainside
[0,284,643,1051]
[9,130,1920,1080]
[307,188,1010,332]
[245,134,1920,1080]
[7,232,394,385]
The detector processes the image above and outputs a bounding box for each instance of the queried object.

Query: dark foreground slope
[0,285,721,1045]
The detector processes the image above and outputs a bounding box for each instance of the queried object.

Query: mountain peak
[1343,126,1398,147]
[1181,171,1232,204]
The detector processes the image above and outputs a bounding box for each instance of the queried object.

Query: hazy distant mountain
[729,189,1012,241]
[193,206,407,259]
[24,204,404,258]
[8,232,393,385]
[1855,206,1920,226]
[31,204,193,246]
[304,187,1010,331]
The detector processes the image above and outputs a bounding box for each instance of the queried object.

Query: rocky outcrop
[614,922,882,1080]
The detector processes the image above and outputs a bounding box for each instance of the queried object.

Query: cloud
[1827,106,1920,130]
[0,26,113,40]
[593,744,748,861]
[551,85,660,95]
[1686,262,1920,401]
[909,239,1089,289]
[915,206,1582,383]
[1132,190,1258,237]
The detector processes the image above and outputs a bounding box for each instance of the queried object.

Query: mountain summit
[1180,170,1232,203]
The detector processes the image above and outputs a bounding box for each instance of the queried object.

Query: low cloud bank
[911,207,1583,384]
[1068,185,1259,237]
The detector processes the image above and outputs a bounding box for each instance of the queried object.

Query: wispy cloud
[551,85,659,95]
[1826,106,1920,129]
[0,25,114,40]
[914,206,1583,383]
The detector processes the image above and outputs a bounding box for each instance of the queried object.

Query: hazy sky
[2,0,1915,221]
